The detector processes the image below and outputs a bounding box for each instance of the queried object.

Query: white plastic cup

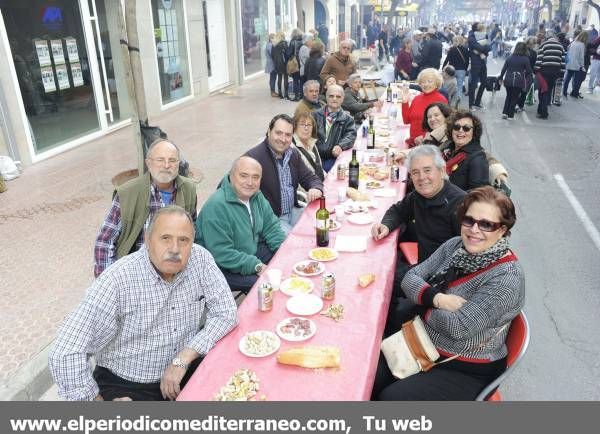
[335,205,346,222]
[337,186,347,203]
[267,268,282,291]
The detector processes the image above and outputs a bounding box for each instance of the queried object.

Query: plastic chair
[476,310,530,401]
[399,242,418,266]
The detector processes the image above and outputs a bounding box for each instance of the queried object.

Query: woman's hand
[413,135,424,146]
[433,293,467,312]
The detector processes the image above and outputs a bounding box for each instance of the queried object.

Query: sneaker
[472,104,483,109]
[507,116,514,120]
[586,89,593,94]
[536,113,548,119]
[502,114,508,119]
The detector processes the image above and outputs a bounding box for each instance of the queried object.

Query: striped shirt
[402,237,525,363]
[269,147,295,216]
[534,38,566,73]
[49,245,238,401]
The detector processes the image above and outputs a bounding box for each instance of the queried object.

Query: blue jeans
[455,69,467,104]
[219,242,275,294]
[279,206,304,235]
[269,71,276,92]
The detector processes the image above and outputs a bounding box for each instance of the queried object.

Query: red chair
[476,310,530,401]
[399,242,418,266]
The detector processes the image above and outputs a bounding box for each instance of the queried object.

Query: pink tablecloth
[179,111,408,401]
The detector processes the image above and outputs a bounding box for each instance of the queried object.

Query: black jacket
[468,31,490,69]
[445,141,489,191]
[245,139,323,216]
[313,108,357,160]
[419,38,443,69]
[304,55,326,83]
[272,40,289,74]
[381,180,466,262]
[443,45,470,71]
[499,54,533,89]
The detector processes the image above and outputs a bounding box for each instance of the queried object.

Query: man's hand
[306,189,323,202]
[332,145,343,157]
[160,364,187,401]
[433,293,467,312]
[394,151,408,165]
[371,223,390,240]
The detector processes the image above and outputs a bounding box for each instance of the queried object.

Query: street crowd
[47,16,600,402]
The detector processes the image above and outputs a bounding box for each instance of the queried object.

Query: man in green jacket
[195,156,285,294]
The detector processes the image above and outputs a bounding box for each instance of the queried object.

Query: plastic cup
[337,186,347,203]
[267,268,282,291]
[335,205,346,222]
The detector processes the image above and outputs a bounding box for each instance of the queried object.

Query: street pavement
[2,57,600,400]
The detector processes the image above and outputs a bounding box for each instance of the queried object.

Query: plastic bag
[0,156,21,181]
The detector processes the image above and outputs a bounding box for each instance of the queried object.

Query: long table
[178,109,409,401]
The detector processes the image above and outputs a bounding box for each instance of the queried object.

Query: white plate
[308,247,339,262]
[293,260,325,277]
[239,331,281,358]
[276,317,317,342]
[286,294,324,316]
[280,276,314,296]
[313,219,342,231]
[347,213,374,225]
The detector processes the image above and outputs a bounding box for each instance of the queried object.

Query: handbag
[287,56,299,75]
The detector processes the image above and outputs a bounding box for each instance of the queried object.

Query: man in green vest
[93,139,197,277]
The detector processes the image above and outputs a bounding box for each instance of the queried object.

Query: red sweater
[401,90,448,147]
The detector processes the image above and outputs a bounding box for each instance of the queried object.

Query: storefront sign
[71,62,84,87]
[50,39,65,64]
[35,40,51,66]
[65,37,79,63]
[55,64,70,90]
[40,66,56,93]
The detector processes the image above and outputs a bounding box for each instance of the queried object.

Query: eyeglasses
[452,124,474,132]
[461,215,504,232]
[298,123,313,129]
[148,157,179,165]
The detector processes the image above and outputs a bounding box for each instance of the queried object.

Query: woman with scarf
[374,186,524,400]
[292,112,324,182]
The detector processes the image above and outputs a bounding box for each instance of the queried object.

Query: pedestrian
[443,35,469,100]
[272,32,290,100]
[394,38,414,80]
[467,22,491,110]
[517,37,538,111]
[499,42,533,119]
[288,28,304,101]
[419,28,443,70]
[299,34,314,87]
[534,30,566,119]
[442,65,459,108]
[378,24,389,62]
[589,24,598,41]
[318,23,329,51]
[304,41,326,86]
[563,32,588,99]
[587,34,600,94]
[265,33,277,97]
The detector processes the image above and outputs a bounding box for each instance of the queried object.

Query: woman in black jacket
[517,37,538,111]
[287,28,304,101]
[442,110,489,191]
[271,32,289,99]
[499,42,533,119]
[304,41,326,85]
[443,36,469,97]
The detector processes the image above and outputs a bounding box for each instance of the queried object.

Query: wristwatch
[172,357,189,370]
[255,263,265,274]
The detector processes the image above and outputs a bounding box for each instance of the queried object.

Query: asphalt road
[473,56,600,399]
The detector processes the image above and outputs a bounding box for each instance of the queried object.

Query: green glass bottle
[315,197,329,247]
[367,123,375,150]
[386,83,392,102]
[348,149,359,189]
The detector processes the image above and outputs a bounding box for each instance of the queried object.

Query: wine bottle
[386,83,392,102]
[348,149,359,189]
[367,122,375,150]
[315,197,329,247]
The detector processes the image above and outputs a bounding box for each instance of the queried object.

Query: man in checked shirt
[93,139,197,277]
[49,206,238,401]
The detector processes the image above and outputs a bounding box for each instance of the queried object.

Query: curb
[0,343,54,401]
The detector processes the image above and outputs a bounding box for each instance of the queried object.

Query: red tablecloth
[178,109,408,401]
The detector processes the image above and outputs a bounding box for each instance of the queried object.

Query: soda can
[386,150,395,166]
[362,125,368,138]
[337,163,346,180]
[321,272,336,300]
[390,165,401,182]
[258,282,273,311]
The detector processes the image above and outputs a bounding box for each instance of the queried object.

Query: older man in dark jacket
[246,114,323,234]
[419,30,443,70]
[313,84,357,172]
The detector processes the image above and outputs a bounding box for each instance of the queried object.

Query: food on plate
[213,369,260,401]
[309,247,338,261]
[358,273,376,288]
[344,203,368,214]
[373,170,389,180]
[278,317,314,339]
[276,346,341,368]
[368,154,385,163]
[321,303,345,322]
[366,181,383,189]
[295,261,322,275]
[281,277,313,295]
[346,187,369,202]
[241,331,280,357]
[377,130,390,137]
[360,166,378,177]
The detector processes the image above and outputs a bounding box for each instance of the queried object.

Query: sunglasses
[462,216,504,232]
[452,124,474,132]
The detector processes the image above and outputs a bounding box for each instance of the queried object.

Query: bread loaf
[276,346,340,368]
[358,273,376,288]
[346,187,369,202]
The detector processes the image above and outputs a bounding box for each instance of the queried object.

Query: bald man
[319,40,357,85]
[94,139,197,277]
[195,157,285,294]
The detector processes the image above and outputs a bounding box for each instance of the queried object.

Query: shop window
[241,0,268,76]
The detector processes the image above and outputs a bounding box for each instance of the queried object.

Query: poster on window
[167,57,184,99]
[35,40,51,67]
[71,62,84,87]
[55,64,70,89]
[50,39,65,64]
[41,66,56,93]
[65,38,79,63]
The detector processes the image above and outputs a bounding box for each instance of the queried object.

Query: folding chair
[398,242,418,266]
[476,310,530,401]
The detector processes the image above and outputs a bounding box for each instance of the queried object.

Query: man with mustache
[246,114,323,234]
[50,206,237,401]
[196,156,285,294]
[93,139,197,277]
[370,146,465,331]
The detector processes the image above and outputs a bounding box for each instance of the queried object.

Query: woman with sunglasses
[442,110,489,191]
[373,186,524,400]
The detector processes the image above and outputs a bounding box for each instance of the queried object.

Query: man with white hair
[534,29,565,119]
[313,84,357,172]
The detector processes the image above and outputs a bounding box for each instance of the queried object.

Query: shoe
[577,94,584,99]
[271,91,278,98]
[507,116,514,120]
[586,89,593,94]
[472,104,483,109]
[502,114,508,119]
[515,107,522,113]
[536,113,548,119]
